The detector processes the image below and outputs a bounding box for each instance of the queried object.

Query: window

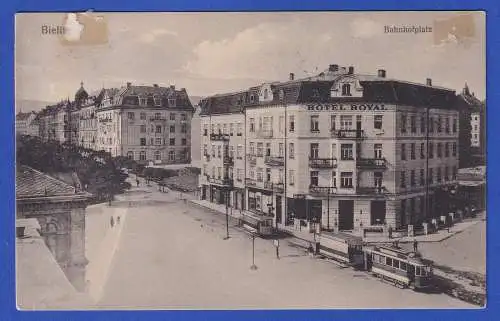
[279,143,284,157]
[374,172,383,187]
[217,145,222,158]
[410,170,416,186]
[429,142,434,158]
[128,112,135,120]
[374,144,383,159]
[428,168,434,184]
[170,113,176,121]
[155,125,162,133]
[400,171,406,188]
[310,171,319,186]
[140,138,146,146]
[140,125,146,133]
[410,115,416,133]
[139,97,147,106]
[289,170,295,186]
[170,125,175,133]
[330,115,337,132]
[140,112,146,120]
[437,167,442,182]
[230,123,234,135]
[181,138,186,146]
[341,144,353,160]
[181,124,187,133]
[437,116,442,133]
[266,143,271,156]
[257,143,263,157]
[445,142,450,157]
[211,144,216,157]
[420,169,425,186]
[289,143,295,159]
[474,125,478,131]
[155,138,162,145]
[170,138,175,146]
[169,150,175,161]
[249,142,255,155]
[256,168,263,182]
[181,113,187,121]
[452,166,457,180]
[410,143,416,160]
[237,123,243,135]
[386,257,393,266]
[150,124,155,133]
[401,114,407,133]
[374,115,383,129]
[310,143,319,159]
[420,143,425,159]
[237,145,243,159]
[289,115,295,132]
[445,117,450,133]
[250,118,255,132]
[421,116,426,133]
[310,115,320,132]
[429,117,434,133]
[340,115,353,130]
[445,166,449,181]
[154,96,161,106]
[401,143,406,160]
[453,118,457,133]
[332,171,337,187]
[127,151,134,159]
[223,124,228,135]
[341,83,351,96]
[154,150,161,160]
[139,151,146,161]
[168,99,176,107]
[437,143,442,158]
[392,260,400,269]
[203,125,208,136]
[341,172,353,188]
[150,138,154,145]
[452,142,457,156]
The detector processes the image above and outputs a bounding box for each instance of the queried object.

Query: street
[93,184,473,309]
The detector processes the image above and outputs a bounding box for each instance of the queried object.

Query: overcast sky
[15,11,485,106]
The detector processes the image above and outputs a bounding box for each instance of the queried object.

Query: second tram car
[318,232,364,268]
[241,212,274,237]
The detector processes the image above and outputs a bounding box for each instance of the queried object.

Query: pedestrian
[275,239,280,259]
[136,179,139,187]
[110,216,115,228]
[413,238,418,252]
[117,216,121,224]
[308,243,315,257]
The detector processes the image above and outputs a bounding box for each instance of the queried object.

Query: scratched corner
[59,12,109,46]
[433,13,478,46]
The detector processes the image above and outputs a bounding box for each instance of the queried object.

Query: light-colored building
[95,83,194,164]
[199,65,459,231]
[190,105,202,168]
[15,111,39,136]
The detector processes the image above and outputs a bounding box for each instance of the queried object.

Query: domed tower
[75,81,89,106]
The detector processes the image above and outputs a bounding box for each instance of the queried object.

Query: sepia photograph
[14,11,486,310]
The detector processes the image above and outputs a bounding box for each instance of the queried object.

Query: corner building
[198,65,459,231]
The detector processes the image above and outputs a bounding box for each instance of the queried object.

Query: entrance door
[276,195,282,224]
[219,189,226,205]
[338,200,354,230]
[370,200,386,225]
[202,186,206,200]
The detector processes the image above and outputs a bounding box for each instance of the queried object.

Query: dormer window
[250,95,255,103]
[279,89,285,101]
[139,97,148,106]
[264,89,269,100]
[342,84,352,96]
[153,96,161,106]
[168,98,176,107]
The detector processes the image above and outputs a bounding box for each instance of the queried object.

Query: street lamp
[250,233,258,270]
[223,187,230,240]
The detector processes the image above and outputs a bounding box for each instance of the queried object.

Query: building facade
[199,65,459,231]
[15,111,39,136]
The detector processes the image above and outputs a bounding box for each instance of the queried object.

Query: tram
[240,212,274,237]
[318,232,364,269]
[365,245,434,290]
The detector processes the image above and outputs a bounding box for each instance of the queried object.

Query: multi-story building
[190,105,202,168]
[95,83,194,164]
[15,111,39,136]
[199,65,459,232]
[38,101,72,143]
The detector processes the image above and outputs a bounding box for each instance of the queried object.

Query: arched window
[127,151,134,159]
[139,151,146,161]
[264,88,269,100]
[154,150,161,161]
[342,84,351,96]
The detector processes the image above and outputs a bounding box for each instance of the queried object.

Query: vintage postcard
[15,11,485,310]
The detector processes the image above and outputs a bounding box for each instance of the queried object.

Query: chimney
[289,73,295,81]
[329,64,339,72]
[377,69,386,78]
[348,66,354,74]
[126,82,132,88]
[170,85,175,90]
[153,84,159,88]
[426,78,432,86]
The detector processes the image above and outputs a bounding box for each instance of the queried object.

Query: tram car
[365,245,434,290]
[318,232,364,269]
[241,212,274,237]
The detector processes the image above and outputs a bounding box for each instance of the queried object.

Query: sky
[15,11,485,108]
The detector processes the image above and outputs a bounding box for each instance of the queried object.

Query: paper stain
[60,12,108,46]
[433,13,480,46]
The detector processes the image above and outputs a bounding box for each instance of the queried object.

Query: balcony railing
[98,118,112,123]
[309,185,337,196]
[356,158,387,169]
[208,177,233,187]
[331,129,365,139]
[245,178,257,186]
[309,158,338,168]
[357,186,388,195]
[256,129,273,138]
[247,154,257,165]
[223,155,234,165]
[264,155,285,166]
[210,133,230,141]
[263,181,285,193]
[150,117,167,122]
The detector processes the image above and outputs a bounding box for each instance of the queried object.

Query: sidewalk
[190,199,243,219]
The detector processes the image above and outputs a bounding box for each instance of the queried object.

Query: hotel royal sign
[306,103,389,111]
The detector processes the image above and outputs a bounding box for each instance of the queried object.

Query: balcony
[331,129,365,139]
[264,155,285,166]
[264,181,285,193]
[98,118,112,123]
[210,133,230,141]
[150,117,167,122]
[256,129,273,139]
[357,186,388,195]
[208,177,233,188]
[309,185,337,196]
[245,178,257,186]
[309,158,337,168]
[356,158,387,169]
[247,154,257,165]
[223,155,234,166]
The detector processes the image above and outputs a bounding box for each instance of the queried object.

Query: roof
[16,112,36,121]
[16,165,77,199]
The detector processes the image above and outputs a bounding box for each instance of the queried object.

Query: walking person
[110,216,115,228]
[274,239,280,260]
[136,178,139,187]
[413,238,418,253]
